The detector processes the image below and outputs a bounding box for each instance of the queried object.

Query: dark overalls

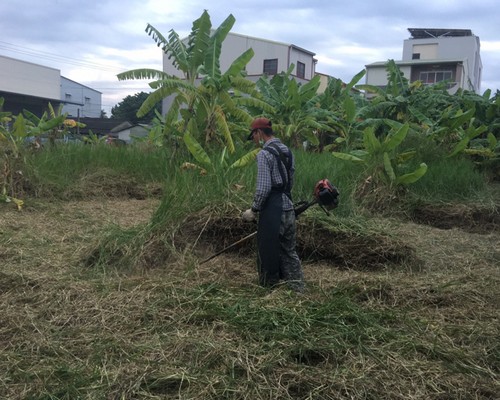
[256,144,304,291]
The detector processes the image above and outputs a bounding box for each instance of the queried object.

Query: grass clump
[21,143,169,199]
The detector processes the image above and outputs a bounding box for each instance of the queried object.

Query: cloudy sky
[1,0,499,115]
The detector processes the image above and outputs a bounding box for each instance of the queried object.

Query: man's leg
[279,210,304,292]
[257,193,282,288]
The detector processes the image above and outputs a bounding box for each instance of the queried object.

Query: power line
[0,40,123,72]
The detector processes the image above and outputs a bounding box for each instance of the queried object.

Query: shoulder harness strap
[263,143,293,199]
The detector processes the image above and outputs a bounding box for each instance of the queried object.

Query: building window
[263,59,278,75]
[297,62,306,79]
[412,53,420,60]
[65,93,72,100]
[84,97,91,105]
[419,70,453,84]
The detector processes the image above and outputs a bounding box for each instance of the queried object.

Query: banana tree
[0,99,22,208]
[332,122,427,187]
[0,97,12,142]
[355,59,452,129]
[252,66,333,148]
[182,119,261,173]
[22,103,80,147]
[117,11,257,165]
[315,71,371,151]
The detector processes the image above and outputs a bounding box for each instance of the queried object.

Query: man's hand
[241,209,256,222]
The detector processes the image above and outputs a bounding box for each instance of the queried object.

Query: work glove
[241,208,256,222]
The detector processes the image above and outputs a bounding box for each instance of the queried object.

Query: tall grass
[408,157,489,202]
[294,149,361,217]
[401,133,492,204]
[20,140,494,210]
[22,143,171,196]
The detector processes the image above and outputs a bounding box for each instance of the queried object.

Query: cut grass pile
[0,199,499,399]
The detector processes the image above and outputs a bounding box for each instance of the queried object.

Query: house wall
[162,32,316,113]
[117,129,132,142]
[0,55,102,116]
[365,30,482,95]
[316,73,329,93]
[411,44,438,59]
[162,32,315,82]
[61,76,102,118]
[221,34,287,77]
[365,65,412,87]
[289,47,315,80]
[117,126,148,143]
[402,35,482,92]
[0,55,60,100]
[365,65,389,87]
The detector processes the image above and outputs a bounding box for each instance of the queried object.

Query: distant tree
[111,92,161,124]
[100,109,108,118]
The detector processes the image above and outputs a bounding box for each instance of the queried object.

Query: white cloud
[1,0,499,113]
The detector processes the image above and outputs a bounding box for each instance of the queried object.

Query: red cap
[248,118,272,140]
[251,117,272,130]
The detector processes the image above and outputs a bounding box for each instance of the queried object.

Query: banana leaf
[303,130,320,146]
[223,49,254,79]
[332,151,365,162]
[230,148,260,168]
[384,123,409,152]
[117,68,170,81]
[396,163,428,185]
[184,129,212,168]
[363,128,381,153]
[396,150,417,164]
[344,96,356,123]
[487,133,498,149]
[204,14,235,80]
[214,105,235,153]
[189,11,212,71]
[383,152,396,182]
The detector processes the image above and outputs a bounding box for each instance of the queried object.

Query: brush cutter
[199,178,339,264]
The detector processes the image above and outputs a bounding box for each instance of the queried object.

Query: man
[242,117,304,293]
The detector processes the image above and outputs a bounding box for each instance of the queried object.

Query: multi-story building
[0,55,102,117]
[60,77,102,118]
[365,28,482,94]
[162,32,317,111]
[0,55,62,116]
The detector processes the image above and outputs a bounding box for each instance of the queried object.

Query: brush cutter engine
[314,179,339,210]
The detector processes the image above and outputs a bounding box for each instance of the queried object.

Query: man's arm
[252,153,272,211]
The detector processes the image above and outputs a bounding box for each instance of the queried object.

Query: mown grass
[1,188,499,399]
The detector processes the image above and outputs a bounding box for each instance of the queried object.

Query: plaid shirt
[252,138,295,212]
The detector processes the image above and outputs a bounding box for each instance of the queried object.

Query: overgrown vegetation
[1,9,499,399]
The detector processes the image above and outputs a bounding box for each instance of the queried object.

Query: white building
[162,32,317,111]
[365,28,482,94]
[0,55,101,117]
[61,76,102,118]
[110,121,149,143]
[0,55,61,116]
